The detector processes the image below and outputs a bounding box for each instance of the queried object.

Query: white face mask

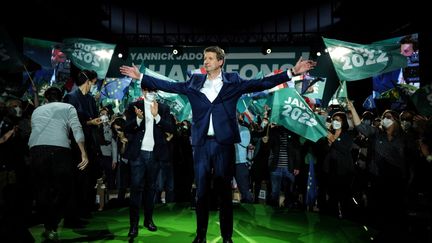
[332,120,342,130]
[90,84,98,95]
[100,114,109,123]
[381,118,394,128]
[14,107,22,117]
[145,92,156,102]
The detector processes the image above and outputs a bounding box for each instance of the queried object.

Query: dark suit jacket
[141,71,290,146]
[64,88,100,154]
[123,100,175,161]
[268,126,301,171]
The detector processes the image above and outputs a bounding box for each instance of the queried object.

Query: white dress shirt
[200,72,223,136]
[136,100,161,151]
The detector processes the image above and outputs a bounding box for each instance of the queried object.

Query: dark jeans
[270,167,295,205]
[99,155,116,190]
[116,159,129,201]
[235,163,254,203]
[30,145,73,231]
[129,150,160,219]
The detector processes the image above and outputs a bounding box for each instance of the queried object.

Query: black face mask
[362,119,371,126]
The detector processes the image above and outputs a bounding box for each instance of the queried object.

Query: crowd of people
[0,45,431,243]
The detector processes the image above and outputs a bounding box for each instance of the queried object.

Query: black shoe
[128,225,138,238]
[192,235,206,243]
[144,220,157,232]
[222,238,233,243]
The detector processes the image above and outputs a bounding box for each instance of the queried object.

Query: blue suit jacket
[141,71,290,146]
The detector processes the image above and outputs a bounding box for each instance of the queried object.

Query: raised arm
[119,64,141,80]
[291,56,317,75]
[346,99,361,126]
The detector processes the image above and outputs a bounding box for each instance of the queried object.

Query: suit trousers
[193,137,235,239]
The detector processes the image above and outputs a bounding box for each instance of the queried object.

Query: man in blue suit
[120,46,316,243]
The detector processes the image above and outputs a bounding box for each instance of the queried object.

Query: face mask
[381,118,394,128]
[332,120,342,130]
[90,84,98,95]
[363,119,371,126]
[145,92,156,102]
[401,121,412,130]
[100,114,109,123]
[14,107,22,117]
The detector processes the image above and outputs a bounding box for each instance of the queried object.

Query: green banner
[335,80,347,98]
[411,83,432,116]
[23,37,58,69]
[303,78,327,100]
[63,38,115,78]
[322,37,407,81]
[0,28,22,71]
[157,91,192,122]
[269,88,327,142]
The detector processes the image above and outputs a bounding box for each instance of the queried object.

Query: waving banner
[411,83,432,116]
[322,37,407,81]
[269,88,327,142]
[63,38,115,78]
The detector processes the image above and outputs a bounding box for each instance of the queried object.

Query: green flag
[411,83,432,116]
[303,78,327,100]
[248,98,267,116]
[63,38,115,78]
[378,87,400,100]
[23,37,58,69]
[237,96,252,113]
[322,37,407,81]
[335,80,347,98]
[269,88,327,142]
[157,90,192,122]
[0,28,22,71]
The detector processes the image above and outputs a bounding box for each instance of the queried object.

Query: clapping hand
[134,106,144,119]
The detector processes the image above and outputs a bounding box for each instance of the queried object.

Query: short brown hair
[204,46,225,62]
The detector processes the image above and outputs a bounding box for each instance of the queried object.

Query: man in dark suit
[123,85,176,238]
[120,46,316,243]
